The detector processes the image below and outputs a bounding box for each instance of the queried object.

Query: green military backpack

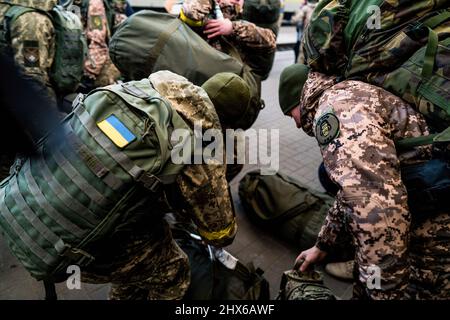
[0,1,86,94]
[242,0,280,80]
[238,170,333,251]
[0,78,193,281]
[109,10,264,130]
[302,0,450,147]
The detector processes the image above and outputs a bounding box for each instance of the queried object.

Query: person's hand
[204,19,233,39]
[294,246,327,272]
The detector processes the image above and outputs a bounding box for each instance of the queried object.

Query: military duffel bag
[109,10,264,130]
[238,170,333,251]
[0,78,192,281]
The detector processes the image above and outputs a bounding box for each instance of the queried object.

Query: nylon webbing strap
[422,27,438,79]
[73,104,163,192]
[147,19,181,72]
[395,134,437,151]
[0,187,55,266]
[9,176,66,253]
[23,160,85,238]
[423,10,450,29]
[62,122,123,191]
[35,153,100,226]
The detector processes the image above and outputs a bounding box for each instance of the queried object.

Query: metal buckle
[137,172,162,192]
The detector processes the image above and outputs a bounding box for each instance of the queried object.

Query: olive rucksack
[0,78,193,281]
[109,10,264,129]
[238,170,333,251]
[0,1,86,94]
[242,0,280,80]
[302,1,450,146]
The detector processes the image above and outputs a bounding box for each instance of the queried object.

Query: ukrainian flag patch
[97,115,136,148]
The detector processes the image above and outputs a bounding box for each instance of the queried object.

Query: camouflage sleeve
[177,163,237,247]
[315,81,411,300]
[231,20,276,51]
[180,0,212,26]
[315,194,345,252]
[10,11,56,99]
[149,71,237,247]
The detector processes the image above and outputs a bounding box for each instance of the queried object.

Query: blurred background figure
[291,0,316,63]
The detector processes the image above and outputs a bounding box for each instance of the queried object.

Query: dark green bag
[238,170,333,251]
[0,2,86,94]
[109,10,264,129]
[170,219,270,300]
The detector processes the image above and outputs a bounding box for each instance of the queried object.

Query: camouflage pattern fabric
[150,71,237,248]
[300,0,450,77]
[0,1,56,100]
[279,270,335,300]
[82,218,190,300]
[84,0,110,80]
[181,0,276,68]
[297,73,450,300]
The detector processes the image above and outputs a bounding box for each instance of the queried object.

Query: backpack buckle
[137,172,162,192]
[60,245,95,267]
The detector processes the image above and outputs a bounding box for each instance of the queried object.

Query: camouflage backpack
[302,0,450,146]
[0,78,193,281]
[0,0,86,94]
[242,0,280,80]
[278,270,336,300]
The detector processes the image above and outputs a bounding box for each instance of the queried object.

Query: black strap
[43,280,57,300]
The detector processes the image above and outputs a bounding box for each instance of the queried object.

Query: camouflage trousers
[353,212,450,300]
[82,219,190,300]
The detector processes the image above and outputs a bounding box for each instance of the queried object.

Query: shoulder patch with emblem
[90,15,104,31]
[23,40,40,67]
[315,112,340,146]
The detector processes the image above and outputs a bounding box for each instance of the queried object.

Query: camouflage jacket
[0,0,57,100]
[74,0,123,84]
[181,0,276,67]
[149,70,237,248]
[299,72,444,299]
[300,0,450,77]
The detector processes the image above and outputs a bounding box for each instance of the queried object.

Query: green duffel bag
[238,170,333,251]
[109,10,264,129]
[0,78,193,281]
[110,10,243,85]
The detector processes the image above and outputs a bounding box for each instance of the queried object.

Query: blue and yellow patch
[97,115,136,148]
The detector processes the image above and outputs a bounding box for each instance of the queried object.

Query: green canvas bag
[0,78,193,281]
[109,10,264,129]
[0,1,86,94]
[238,170,333,251]
[278,270,336,300]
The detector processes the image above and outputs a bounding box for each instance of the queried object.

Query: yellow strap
[197,220,236,242]
[179,9,204,27]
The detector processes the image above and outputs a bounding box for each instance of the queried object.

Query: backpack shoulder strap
[2,5,36,43]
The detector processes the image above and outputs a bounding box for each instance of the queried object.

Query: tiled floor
[0,31,353,300]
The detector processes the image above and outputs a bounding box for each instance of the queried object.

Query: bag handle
[421,27,438,79]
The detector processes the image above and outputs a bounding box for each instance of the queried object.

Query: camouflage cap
[278,64,309,115]
[202,72,251,126]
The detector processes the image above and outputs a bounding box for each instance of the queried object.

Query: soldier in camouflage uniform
[0,0,57,102]
[278,64,450,300]
[73,0,126,90]
[180,0,277,76]
[82,70,249,300]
